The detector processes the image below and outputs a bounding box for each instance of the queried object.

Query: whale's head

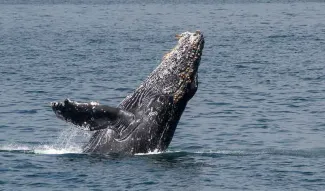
[145,30,204,104]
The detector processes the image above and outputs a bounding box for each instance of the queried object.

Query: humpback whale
[51,31,204,154]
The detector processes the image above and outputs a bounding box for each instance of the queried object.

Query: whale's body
[51,31,204,154]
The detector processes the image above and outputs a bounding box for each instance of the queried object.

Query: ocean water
[1,1,325,190]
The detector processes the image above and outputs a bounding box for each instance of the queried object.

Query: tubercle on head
[173,69,196,103]
[173,86,185,103]
[166,31,203,59]
[171,32,203,102]
[160,31,203,103]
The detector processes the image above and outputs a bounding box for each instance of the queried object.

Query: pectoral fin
[51,99,134,131]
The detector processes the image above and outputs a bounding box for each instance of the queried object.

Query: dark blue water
[1,1,325,190]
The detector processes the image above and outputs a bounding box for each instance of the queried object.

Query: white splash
[33,145,82,155]
[0,127,90,155]
[0,144,31,151]
[44,126,90,154]
[0,143,82,154]
[135,148,163,155]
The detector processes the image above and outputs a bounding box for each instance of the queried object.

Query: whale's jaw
[139,31,204,104]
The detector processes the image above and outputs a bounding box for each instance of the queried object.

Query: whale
[51,31,204,154]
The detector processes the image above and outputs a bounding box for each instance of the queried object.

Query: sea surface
[1,0,325,190]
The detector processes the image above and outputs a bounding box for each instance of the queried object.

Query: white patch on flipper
[90,101,99,106]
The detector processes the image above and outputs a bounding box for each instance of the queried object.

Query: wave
[0,143,82,155]
[1,143,325,158]
[193,148,325,158]
[138,148,325,158]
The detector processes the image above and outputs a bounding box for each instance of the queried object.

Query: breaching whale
[51,31,204,154]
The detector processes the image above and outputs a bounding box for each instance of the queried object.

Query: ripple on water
[1,1,325,190]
